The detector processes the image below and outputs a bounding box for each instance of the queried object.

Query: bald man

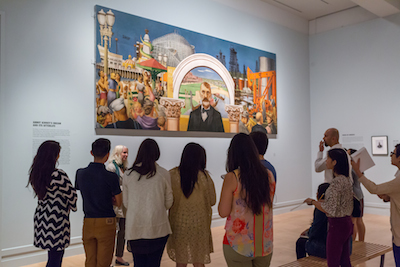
[315,128,351,183]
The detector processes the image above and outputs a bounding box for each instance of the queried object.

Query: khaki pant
[223,244,272,267]
[83,217,116,267]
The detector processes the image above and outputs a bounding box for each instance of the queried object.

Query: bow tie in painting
[201,108,209,121]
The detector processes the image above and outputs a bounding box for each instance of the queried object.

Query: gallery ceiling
[260,0,400,20]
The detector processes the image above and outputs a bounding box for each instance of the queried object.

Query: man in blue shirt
[250,131,276,182]
[76,138,122,267]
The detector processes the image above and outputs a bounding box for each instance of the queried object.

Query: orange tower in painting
[246,67,276,115]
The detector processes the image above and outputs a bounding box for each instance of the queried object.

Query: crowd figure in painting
[27,127,400,267]
[96,70,166,131]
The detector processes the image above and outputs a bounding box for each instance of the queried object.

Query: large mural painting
[95,5,277,136]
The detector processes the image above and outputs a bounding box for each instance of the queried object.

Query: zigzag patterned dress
[34,169,77,251]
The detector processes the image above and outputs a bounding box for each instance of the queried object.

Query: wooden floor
[23,208,395,267]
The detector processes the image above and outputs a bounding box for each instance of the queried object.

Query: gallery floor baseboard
[364,202,390,216]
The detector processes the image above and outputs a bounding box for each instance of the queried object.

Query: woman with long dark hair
[167,143,216,267]
[305,148,353,267]
[123,139,173,267]
[219,133,275,267]
[28,140,77,267]
[106,145,129,266]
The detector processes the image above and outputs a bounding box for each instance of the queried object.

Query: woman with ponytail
[123,138,173,267]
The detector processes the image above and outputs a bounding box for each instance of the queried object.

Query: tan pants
[223,244,272,267]
[83,217,116,267]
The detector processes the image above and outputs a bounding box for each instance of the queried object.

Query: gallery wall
[0,0,311,265]
[0,10,4,267]
[309,14,400,215]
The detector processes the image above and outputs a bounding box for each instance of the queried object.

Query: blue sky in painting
[95,5,276,74]
[192,67,222,81]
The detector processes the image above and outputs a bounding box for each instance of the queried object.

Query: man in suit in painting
[187,82,224,132]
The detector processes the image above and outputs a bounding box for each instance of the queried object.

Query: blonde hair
[108,145,129,169]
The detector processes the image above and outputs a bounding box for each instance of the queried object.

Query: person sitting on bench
[296,183,329,259]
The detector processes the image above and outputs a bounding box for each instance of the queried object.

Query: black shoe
[115,259,129,266]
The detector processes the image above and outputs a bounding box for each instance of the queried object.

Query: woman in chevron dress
[28,140,77,267]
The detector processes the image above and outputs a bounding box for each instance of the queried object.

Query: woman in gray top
[347,148,366,242]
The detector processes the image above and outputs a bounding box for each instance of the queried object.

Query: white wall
[0,0,311,265]
[0,10,5,267]
[310,14,400,215]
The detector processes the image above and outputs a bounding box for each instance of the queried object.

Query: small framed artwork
[371,136,388,156]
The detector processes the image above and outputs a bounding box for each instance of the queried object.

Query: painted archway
[172,53,235,104]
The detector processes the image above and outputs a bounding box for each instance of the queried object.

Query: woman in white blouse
[123,139,173,267]
[305,148,353,267]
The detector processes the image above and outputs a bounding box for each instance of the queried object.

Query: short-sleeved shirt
[75,162,121,218]
[261,159,277,182]
[352,170,364,200]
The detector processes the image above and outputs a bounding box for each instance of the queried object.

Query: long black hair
[226,133,272,214]
[327,148,349,177]
[179,143,207,198]
[128,138,160,180]
[395,143,400,157]
[27,140,61,200]
[317,183,330,200]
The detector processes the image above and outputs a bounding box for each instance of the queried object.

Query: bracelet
[311,200,315,205]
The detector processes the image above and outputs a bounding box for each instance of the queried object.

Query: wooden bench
[279,241,392,267]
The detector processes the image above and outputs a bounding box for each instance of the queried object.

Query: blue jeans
[306,239,326,258]
[393,243,400,267]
